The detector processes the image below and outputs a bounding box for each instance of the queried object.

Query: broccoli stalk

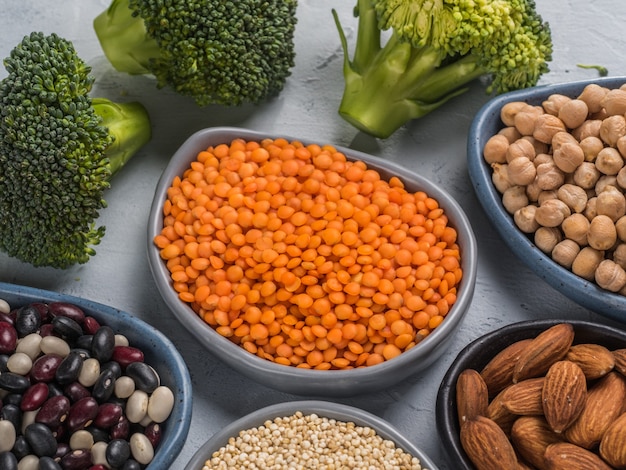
[0,32,152,269]
[333,0,553,139]
[93,0,298,107]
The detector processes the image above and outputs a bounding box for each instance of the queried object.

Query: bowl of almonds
[436,319,626,470]
[467,76,626,322]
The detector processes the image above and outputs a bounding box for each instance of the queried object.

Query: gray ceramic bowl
[184,400,439,470]
[467,76,626,323]
[147,126,478,397]
[435,319,626,469]
[0,282,193,469]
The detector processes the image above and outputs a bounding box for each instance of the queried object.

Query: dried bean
[54,442,71,460]
[0,419,16,452]
[39,323,55,338]
[20,410,38,434]
[120,460,142,470]
[48,302,85,324]
[68,429,94,450]
[0,322,17,354]
[107,438,131,467]
[112,346,144,369]
[85,425,109,443]
[125,362,159,393]
[129,432,154,465]
[0,451,17,470]
[64,382,91,403]
[15,334,42,361]
[90,441,108,466]
[125,390,148,424]
[59,449,92,470]
[40,336,70,357]
[148,386,174,423]
[6,352,32,375]
[94,402,123,429]
[30,354,63,383]
[82,317,100,335]
[76,335,93,351]
[0,372,30,393]
[15,306,41,337]
[114,376,135,399]
[78,358,100,387]
[52,316,82,342]
[55,351,84,385]
[36,395,70,429]
[114,334,129,347]
[11,435,30,460]
[110,417,130,440]
[92,369,118,403]
[91,326,115,363]
[0,353,9,372]
[67,397,99,432]
[38,456,62,470]
[20,382,48,411]
[1,404,22,432]
[17,454,38,470]
[24,422,57,457]
[144,422,162,449]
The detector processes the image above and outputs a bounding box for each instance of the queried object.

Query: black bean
[125,362,159,393]
[106,438,131,467]
[121,459,142,470]
[55,351,84,385]
[0,404,21,432]
[85,425,110,443]
[0,451,17,470]
[54,442,71,460]
[92,369,118,403]
[0,353,9,372]
[38,455,62,470]
[92,326,115,363]
[3,393,22,407]
[11,435,30,460]
[15,305,41,337]
[75,335,93,351]
[0,371,30,393]
[100,360,122,378]
[24,422,57,457]
[51,316,82,342]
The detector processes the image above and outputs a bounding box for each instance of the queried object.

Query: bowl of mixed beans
[467,76,626,322]
[147,127,478,396]
[184,400,439,470]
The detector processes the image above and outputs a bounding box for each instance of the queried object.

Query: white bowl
[147,126,478,396]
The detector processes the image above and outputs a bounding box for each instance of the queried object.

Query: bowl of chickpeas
[467,76,626,323]
[185,400,439,469]
[147,126,478,396]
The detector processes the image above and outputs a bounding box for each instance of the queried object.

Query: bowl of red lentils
[147,126,478,396]
[184,400,438,469]
[0,281,192,469]
[467,76,626,323]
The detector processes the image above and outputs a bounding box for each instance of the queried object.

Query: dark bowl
[467,76,626,323]
[435,319,626,469]
[184,400,439,470]
[0,282,193,469]
[147,126,478,397]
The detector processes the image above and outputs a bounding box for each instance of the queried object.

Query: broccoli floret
[333,0,553,138]
[0,32,152,269]
[93,0,298,107]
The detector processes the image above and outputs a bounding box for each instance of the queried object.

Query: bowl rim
[0,281,193,469]
[184,399,440,470]
[147,126,478,395]
[467,76,626,323]
[435,318,626,469]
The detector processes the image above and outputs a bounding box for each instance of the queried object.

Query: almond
[480,338,533,396]
[487,387,519,435]
[513,323,575,383]
[460,415,519,470]
[501,377,545,415]
[510,416,563,470]
[566,343,615,380]
[542,360,587,433]
[599,411,626,468]
[543,442,613,470]
[564,371,626,449]
[456,368,489,426]
[613,348,626,376]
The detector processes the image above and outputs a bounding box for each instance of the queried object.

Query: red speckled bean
[144,422,162,449]
[82,316,100,335]
[48,302,85,324]
[21,382,49,411]
[110,416,130,440]
[112,346,144,369]
[36,395,70,429]
[0,322,17,354]
[67,397,99,432]
[64,382,91,403]
[93,402,123,429]
[59,449,92,470]
[30,354,63,382]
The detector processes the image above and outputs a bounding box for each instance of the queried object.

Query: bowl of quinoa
[147,126,477,396]
[184,400,438,470]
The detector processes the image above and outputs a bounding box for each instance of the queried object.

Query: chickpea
[584,196,598,221]
[498,126,523,143]
[577,83,608,114]
[552,239,581,269]
[595,259,626,292]
[537,190,558,206]
[572,119,602,141]
[514,109,543,136]
[521,136,549,155]
[561,213,590,246]
[514,204,539,233]
[491,162,512,194]
[507,157,537,186]
[571,246,605,281]
[595,175,618,195]
[525,180,542,202]
[616,135,626,158]
[595,147,624,176]
[503,186,530,214]
[534,198,571,228]
[573,161,601,189]
[542,94,571,116]
[483,134,510,164]
[599,114,626,147]
[558,99,589,129]
[601,88,626,116]
[501,101,533,127]
[617,166,626,190]
[557,183,588,213]
[533,114,567,144]
[587,214,617,250]
[553,142,584,173]
[536,161,565,190]
[596,186,626,221]
[551,131,579,151]
[615,215,626,242]
[533,153,554,167]
[506,139,536,163]
[534,226,563,254]
[612,243,626,269]
[579,136,604,162]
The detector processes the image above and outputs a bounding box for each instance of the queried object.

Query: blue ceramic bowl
[185,400,440,470]
[467,76,626,323]
[147,126,478,397]
[0,282,193,469]
[435,319,626,469]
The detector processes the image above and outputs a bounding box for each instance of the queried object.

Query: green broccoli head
[94,0,298,106]
[0,32,151,269]
[333,0,553,138]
